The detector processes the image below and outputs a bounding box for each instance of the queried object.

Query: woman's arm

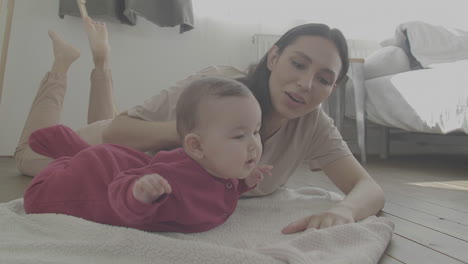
[282,155,384,233]
[102,111,180,152]
[323,155,385,221]
[101,66,244,152]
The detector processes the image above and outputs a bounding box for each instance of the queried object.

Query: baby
[24,77,271,233]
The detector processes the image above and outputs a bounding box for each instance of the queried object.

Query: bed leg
[356,115,367,164]
[351,60,367,164]
[334,76,347,133]
[380,126,389,159]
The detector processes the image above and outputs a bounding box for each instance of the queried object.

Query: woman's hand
[133,174,172,204]
[245,164,273,188]
[281,204,355,234]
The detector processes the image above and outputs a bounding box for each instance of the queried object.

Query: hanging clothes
[58,0,194,33]
[59,0,132,25]
[124,0,194,33]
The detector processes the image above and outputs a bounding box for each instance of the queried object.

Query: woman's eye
[292,60,305,70]
[317,76,331,85]
[254,130,260,136]
[233,135,244,139]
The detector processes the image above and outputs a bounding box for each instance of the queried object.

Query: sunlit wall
[195,0,467,41]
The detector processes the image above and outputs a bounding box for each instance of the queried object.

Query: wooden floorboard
[382,212,468,263]
[379,254,405,264]
[367,170,468,213]
[386,195,468,226]
[288,156,468,264]
[383,202,468,242]
[385,234,465,264]
[388,187,468,213]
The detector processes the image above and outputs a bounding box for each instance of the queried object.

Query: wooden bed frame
[0,0,15,104]
[0,0,88,104]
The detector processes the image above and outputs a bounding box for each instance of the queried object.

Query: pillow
[379,38,395,47]
[403,21,468,67]
[364,46,411,80]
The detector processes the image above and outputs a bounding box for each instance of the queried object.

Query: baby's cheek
[257,142,263,156]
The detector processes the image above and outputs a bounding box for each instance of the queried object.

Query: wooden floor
[287,155,468,264]
[1,154,467,264]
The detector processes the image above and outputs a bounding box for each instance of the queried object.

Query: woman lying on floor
[15,17,385,233]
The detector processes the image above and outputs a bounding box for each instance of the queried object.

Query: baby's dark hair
[176,77,253,141]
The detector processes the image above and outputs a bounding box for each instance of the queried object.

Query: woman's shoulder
[280,108,336,143]
[169,65,247,93]
[126,65,248,121]
[265,108,325,144]
[295,107,333,128]
[195,65,247,79]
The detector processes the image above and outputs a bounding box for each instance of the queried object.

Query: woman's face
[267,35,342,120]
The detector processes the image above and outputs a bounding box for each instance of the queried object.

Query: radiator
[252,34,281,61]
[252,34,381,61]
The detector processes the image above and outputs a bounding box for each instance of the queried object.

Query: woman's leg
[84,17,118,124]
[14,31,80,177]
[16,19,119,177]
[75,18,117,145]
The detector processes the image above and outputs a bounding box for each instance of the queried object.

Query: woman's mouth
[285,92,305,104]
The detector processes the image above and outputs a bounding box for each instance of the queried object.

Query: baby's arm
[108,164,177,225]
[133,174,172,204]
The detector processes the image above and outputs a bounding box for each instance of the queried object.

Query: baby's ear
[184,133,203,159]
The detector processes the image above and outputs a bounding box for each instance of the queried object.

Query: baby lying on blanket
[24,77,272,233]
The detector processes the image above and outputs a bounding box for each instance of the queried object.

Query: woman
[15,19,385,234]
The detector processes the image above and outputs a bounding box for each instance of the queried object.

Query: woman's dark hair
[237,23,349,116]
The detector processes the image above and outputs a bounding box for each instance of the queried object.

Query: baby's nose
[248,143,256,152]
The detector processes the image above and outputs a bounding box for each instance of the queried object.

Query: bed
[345,21,468,161]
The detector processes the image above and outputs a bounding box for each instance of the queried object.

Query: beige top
[127,65,352,196]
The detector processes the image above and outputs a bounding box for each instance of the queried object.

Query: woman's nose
[298,74,314,90]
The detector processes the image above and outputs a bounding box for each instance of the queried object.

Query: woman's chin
[277,108,302,120]
[281,105,321,119]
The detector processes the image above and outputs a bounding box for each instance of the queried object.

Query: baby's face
[195,95,262,179]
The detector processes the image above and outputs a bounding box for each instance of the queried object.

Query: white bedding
[344,21,468,134]
[346,60,468,134]
[0,187,394,264]
[403,22,468,67]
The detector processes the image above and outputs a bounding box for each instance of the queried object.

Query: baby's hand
[133,174,172,204]
[245,164,273,188]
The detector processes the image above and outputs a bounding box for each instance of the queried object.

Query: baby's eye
[233,135,245,139]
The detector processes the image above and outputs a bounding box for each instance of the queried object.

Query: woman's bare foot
[84,17,110,70]
[49,30,80,74]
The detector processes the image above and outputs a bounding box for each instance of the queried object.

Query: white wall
[195,0,468,40]
[1,0,467,155]
[0,0,262,155]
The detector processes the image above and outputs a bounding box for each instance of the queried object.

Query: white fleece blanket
[0,187,394,264]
